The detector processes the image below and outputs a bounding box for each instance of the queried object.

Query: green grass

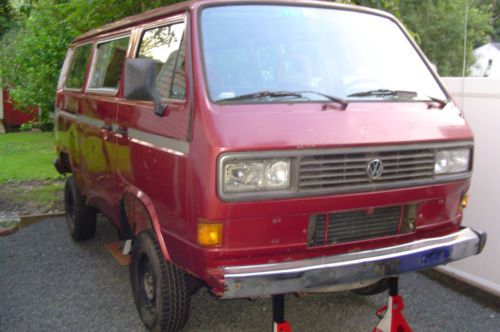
[0,132,61,182]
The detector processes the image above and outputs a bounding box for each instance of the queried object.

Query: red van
[55,1,486,330]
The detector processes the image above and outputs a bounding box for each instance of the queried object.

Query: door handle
[116,126,128,137]
[101,124,112,131]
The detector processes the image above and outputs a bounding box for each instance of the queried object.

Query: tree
[399,0,492,76]
[337,0,493,76]
[0,0,182,128]
[0,0,15,37]
[481,0,499,41]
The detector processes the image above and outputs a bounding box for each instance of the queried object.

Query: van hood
[211,102,473,150]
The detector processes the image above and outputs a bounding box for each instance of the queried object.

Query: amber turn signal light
[198,221,222,247]
[458,193,469,212]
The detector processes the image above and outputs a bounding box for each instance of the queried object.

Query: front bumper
[221,227,486,299]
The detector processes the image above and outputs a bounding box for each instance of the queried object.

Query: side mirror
[124,58,165,116]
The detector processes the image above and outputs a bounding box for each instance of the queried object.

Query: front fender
[123,187,172,262]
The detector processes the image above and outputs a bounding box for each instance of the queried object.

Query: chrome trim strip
[79,114,105,129]
[58,110,78,121]
[221,227,484,299]
[128,128,189,156]
[56,111,189,156]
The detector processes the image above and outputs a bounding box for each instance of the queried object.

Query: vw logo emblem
[367,159,384,179]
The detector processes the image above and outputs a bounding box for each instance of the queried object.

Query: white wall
[440,77,500,296]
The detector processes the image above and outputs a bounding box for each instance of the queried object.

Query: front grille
[299,147,435,191]
[218,141,472,202]
[309,206,402,246]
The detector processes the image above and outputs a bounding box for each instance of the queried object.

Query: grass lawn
[0,132,65,216]
[0,132,61,182]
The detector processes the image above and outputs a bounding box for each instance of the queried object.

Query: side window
[89,36,130,91]
[65,44,92,89]
[137,23,186,100]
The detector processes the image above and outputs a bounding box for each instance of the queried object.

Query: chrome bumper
[222,227,486,299]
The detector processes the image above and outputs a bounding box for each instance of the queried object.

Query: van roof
[73,0,195,43]
[72,0,389,44]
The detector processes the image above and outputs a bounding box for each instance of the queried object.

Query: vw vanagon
[54,1,486,330]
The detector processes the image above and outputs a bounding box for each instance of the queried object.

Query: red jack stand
[373,277,413,332]
[272,295,292,332]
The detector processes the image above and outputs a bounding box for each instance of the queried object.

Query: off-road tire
[130,230,191,332]
[64,176,97,241]
[351,278,391,296]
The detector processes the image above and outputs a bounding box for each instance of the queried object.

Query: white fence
[440,77,500,296]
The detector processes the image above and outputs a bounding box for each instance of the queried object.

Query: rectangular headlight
[223,159,291,193]
[434,149,471,175]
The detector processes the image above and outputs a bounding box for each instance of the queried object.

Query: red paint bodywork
[2,89,38,127]
[55,0,474,296]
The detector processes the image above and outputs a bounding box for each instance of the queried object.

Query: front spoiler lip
[221,227,486,299]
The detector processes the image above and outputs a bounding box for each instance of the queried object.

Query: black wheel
[130,230,191,332]
[64,176,96,241]
[351,278,391,296]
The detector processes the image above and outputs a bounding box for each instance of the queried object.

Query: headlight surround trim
[222,158,292,193]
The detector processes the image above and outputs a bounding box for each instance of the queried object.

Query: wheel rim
[139,254,157,310]
[65,186,76,234]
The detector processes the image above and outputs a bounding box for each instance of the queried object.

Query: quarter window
[137,23,186,99]
[89,36,130,90]
[65,44,92,89]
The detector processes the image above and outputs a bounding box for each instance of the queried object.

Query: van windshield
[200,5,447,104]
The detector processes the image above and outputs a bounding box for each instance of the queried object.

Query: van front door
[115,19,191,235]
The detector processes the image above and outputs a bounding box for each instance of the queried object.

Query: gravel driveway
[0,216,498,331]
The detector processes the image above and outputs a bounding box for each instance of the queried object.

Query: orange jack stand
[373,277,413,332]
[272,295,292,332]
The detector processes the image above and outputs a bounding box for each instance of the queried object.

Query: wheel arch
[121,187,172,262]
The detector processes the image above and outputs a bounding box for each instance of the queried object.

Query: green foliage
[0,0,181,126]
[0,0,15,37]
[337,0,492,76]
[399,0,492,76]
[485,0,499,41]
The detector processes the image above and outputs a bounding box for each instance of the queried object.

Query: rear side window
[137,22,186,100]
[65,44,92,89]
[89,36,130,91]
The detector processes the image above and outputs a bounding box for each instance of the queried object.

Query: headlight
[223,159,291,192]
[434,149,470,175]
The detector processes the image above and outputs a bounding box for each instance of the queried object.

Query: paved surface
[0,216,498,332]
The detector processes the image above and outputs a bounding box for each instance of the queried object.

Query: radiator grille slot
[299,148,435,191]
[309,206,402,246]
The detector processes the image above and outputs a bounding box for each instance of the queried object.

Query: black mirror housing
[124,58,164,116]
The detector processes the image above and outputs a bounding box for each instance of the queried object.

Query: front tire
[64,176,96,241]
[130,230,191,332]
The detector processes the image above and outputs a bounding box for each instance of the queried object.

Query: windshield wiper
[348,89,448,109]
[425,95,448,109]
[218,90,348,110]
[348,89,418,99]
[217,90,303,102]
[298,90,348,110]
